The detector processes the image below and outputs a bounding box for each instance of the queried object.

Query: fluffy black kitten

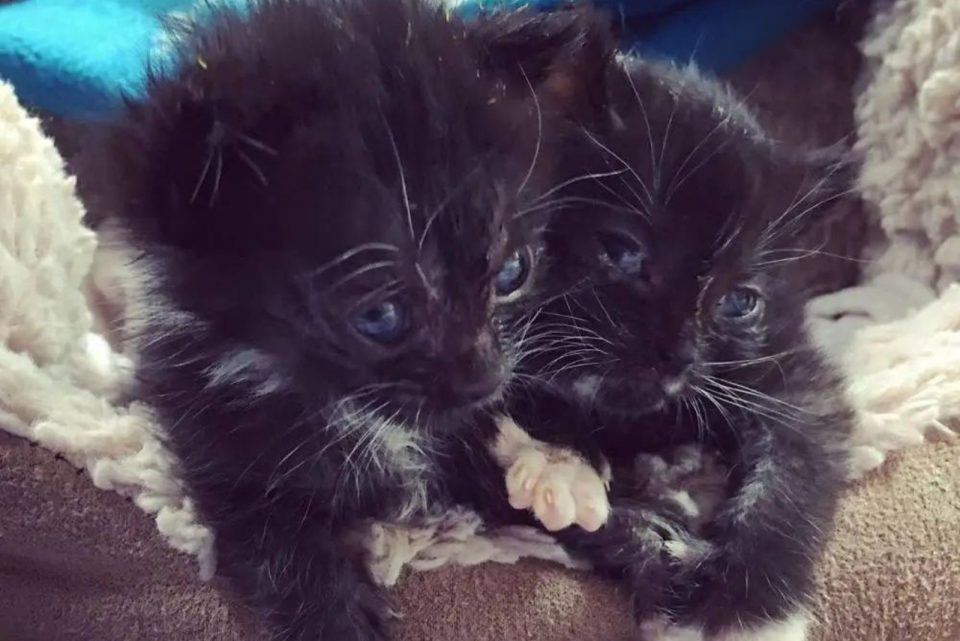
[506,56,854,640]
[83,1,614,639]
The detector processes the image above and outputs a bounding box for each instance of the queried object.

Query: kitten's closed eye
[716,288,763,321]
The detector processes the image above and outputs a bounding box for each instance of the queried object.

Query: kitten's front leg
[553,494,710,622]
[491,415,611,532]
[211,489,393,641]
[662,426,846,641]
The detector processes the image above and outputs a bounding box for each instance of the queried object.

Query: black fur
[82,1,614,639]
[505,56,854,635]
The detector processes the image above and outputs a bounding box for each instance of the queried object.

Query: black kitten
[506,56,854,640]
[83,1,613,639]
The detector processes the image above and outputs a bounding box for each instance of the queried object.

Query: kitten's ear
[82,57,284,250]
[466,5,617,119]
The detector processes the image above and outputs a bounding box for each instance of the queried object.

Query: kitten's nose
[656,342,695,376]
[442,345,505,406]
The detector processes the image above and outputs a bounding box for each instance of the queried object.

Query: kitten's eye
[598,232,647,277]
[351,300,408,344]
[717,288,763,320]
[494,248,531,301]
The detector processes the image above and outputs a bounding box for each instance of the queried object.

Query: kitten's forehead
[122,0,547,246]
[576,59,777,257]
[304,149,537,310]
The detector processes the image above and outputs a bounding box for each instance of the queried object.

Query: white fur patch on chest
[379,424,434,521]
[333,402,435,521]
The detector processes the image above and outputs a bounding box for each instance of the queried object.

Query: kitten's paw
[495,417,609,532]
[506,447,609,531]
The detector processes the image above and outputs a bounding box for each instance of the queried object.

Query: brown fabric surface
[3,431,959,641]
[0,432,263,641]
[811,443,960,641]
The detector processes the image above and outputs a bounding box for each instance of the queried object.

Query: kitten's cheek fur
[492,415,611,532]
[643,611,810,641]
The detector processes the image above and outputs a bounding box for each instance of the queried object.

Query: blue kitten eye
[494,248,531,300]
[351,300,408,343]
[717,288,763,320]
[599,232,647,277]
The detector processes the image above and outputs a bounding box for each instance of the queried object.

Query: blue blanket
[0,0,840,121]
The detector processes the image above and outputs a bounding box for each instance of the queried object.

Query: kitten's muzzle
[430,371,505,410]
[458,374,505,405]
[653,341,696,378]
[435,349,507,409]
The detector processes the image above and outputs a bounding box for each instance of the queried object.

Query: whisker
[208,150,224,208]
[417,164,484,254]
[307,242,400,281]
[380,111,415,242]
[514,194,639,220]
[349,281,404,312]
[621,65,660,202]
[235,131,279,156]
[323,260,397,293]
[591,288,618,330]
[190,149,215,205]
[234,147,268,186]
[589,172,650,220]
[657,95,679,191]
[764,162,845,237]
[580,127,653,207]
[665,136,732,204]
[699,380,804,427]
[525,169,629,208]
[663,114,733,204]
[709,378,809,414]
[704,348,801,368]
[516,66,542,198]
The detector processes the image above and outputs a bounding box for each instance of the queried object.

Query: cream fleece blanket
[0,0,958,623]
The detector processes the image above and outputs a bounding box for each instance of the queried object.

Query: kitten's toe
[505,449,548,510]
[531,467,577,531]
[571,466,610,532]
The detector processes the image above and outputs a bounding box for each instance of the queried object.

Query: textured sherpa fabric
[855,0,960,291]
[804,0,960,475]
[0,80,216,574]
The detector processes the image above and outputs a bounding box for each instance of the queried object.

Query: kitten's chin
[595,395,667,417]
[394,385,506,427]
[568,375,669,416]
